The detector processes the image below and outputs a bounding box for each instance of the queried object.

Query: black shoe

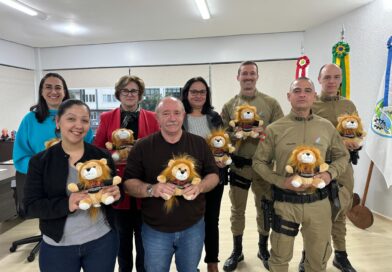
[223,235,244,271]
[223,252,244,271]
[298,250,305,272]
[333,251,357,272]
[257,234,270,270]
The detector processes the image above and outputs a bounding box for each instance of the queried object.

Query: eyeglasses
[189,89,207,96]
[120,89,139,96]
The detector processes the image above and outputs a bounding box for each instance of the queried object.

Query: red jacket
[94,107,160,209]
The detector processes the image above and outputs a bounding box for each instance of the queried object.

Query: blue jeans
[142,218,205,272]
[39,230,118,272]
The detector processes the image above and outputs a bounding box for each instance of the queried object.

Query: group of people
[13,61,360,272]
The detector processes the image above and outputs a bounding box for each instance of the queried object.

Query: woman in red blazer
[94,75,159,272]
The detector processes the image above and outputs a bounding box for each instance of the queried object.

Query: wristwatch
[146,184,154,197]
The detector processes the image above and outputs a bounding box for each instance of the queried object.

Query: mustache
[166,122,178,126]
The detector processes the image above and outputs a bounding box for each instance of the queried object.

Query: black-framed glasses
[189,89,207,96]
[120,89,139,96]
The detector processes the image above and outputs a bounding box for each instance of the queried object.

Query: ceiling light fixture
[0,0,38,16]
[194,0,210,20]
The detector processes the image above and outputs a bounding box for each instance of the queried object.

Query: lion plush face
[171,162,191,181]
[235,105,260,123]
[336,113,364,137]
[208,130,230,149]
[288,145,322,170]
[112,128,134,147]
[76,159,111,186]
[297,150,317,164]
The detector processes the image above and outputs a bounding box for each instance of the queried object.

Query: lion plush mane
[206,129,235,165]
[229,104,264,140]
[285,145,329,189]
[105,128,134,162]
[157,155,201,213]
[68,158,121,219]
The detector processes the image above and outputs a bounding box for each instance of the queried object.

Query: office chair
[9,171,42,262]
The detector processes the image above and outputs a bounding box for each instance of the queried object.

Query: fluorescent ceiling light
[0,0,38,16]
[52,22,87,35]
[194,0,210,20]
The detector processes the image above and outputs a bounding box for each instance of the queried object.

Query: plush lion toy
[68,158,121,219]
[336,113,366,146]
[105,128,134,162]
[44,138,61,149]
[336,113,366,165]
[285,145,329,189]
[229,104,264,140]
[206,129,235,165]
[157,155,201,213]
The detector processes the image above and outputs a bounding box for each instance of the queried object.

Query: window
[164,87,181,98]
[140,88,162,111]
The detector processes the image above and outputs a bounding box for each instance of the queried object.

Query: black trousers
[114,204,145,272]
[204,182,225,263]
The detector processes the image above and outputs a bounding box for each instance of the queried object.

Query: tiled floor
[0,186,391,271]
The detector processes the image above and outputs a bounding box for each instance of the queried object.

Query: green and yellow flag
[332,41,351,99]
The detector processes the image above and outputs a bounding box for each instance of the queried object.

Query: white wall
[0,39,35,70]
[305,0,392,218]
[39,32,303,70]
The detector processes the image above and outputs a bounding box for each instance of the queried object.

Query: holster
[272,213,300,237]
[261,199,273,232]
[229,171,252,190]
[327,180,341,221]
[231,154,252,168]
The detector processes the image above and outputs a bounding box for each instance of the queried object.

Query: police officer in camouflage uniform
[308,63,357,272]
[221,61,284,271]
[253,77,349,272]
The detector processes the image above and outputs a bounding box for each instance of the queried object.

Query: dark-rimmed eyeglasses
[120,89,139,96]
[189,89,207,96]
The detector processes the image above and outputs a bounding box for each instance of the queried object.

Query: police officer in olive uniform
[253,77,349,272]
[309,63,358,272]
[221,61,284,271]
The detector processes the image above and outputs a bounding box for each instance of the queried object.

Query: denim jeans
[142,218,205,272]
[39,229,118,272]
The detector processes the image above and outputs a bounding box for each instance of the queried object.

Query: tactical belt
[272,186,329,204]
[231,154,252,168]
[229,171,252,190]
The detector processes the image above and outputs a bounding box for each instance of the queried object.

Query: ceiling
[0,0,373,48]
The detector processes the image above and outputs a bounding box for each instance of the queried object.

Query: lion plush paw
[67,183,79,193]
[102,196,115,205]
[291,177,302,188]
[79,201,91,210]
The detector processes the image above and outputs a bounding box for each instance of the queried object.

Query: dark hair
[180,77,214,114]
[55,99,90,137]
[114,75,145,101]
[289,76,315,91]
[238,61,259,76]
[30,73,70,123]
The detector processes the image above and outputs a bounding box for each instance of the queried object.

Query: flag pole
[362,161,374,206]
